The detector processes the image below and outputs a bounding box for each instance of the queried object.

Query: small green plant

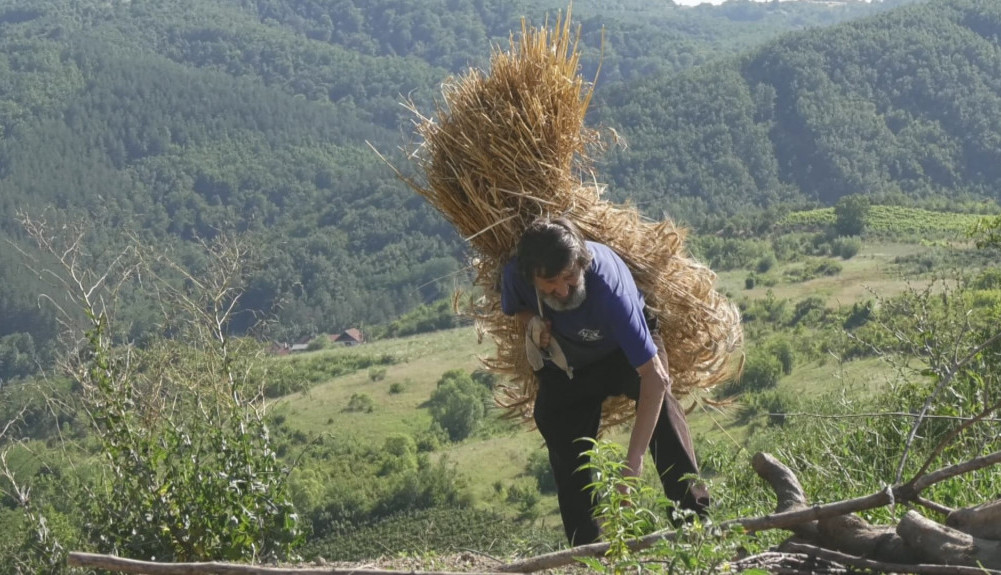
[388,381,405,394]
[577,439,752,574]
[578,438,671,568]
[368,367,388,381]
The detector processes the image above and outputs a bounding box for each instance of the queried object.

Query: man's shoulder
[586,241,625,262]
[586,242,631,279]
[501,256,521,282]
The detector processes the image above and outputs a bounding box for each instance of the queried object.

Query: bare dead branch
[914,496,954,517]
[67,552,509,575]
[895,308,1001,484]
[911,395,1001,483]
[0,406,27,442]
[908,449,1001,494]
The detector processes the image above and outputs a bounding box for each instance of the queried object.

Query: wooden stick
[67,552,508,575]
[784,541,1001,575]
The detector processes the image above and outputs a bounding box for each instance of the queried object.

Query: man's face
[534,265,586,311]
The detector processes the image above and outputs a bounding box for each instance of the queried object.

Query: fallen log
[947,499,1001,539]
[753,452,912,564]
[898,510,1001,568]
[756,452,1001,571]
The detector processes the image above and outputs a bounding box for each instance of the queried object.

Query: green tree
[972,215,1001,250]
[834,194,871,237]
[426,369,491,441]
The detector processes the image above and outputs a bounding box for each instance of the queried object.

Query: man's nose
[553,283,569,298]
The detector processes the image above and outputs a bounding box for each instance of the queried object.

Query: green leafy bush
[831,236,862,259]
[506,477,542,521]
[767,338,795,376]
[426,370,492,441]
[723,350,782,395]
[371,298,460,339]
[689,237,772,271]
[12,230,306,566]
[755,253,776,273]
[345,393,375,413]
[525,449,557,494]
[789,296,827,326]
[306,336,329,351]
[378,434,418,476]
[783,258,842,282]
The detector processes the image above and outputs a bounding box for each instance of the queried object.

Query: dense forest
[4,0,991,384]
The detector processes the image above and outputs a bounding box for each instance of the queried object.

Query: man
[501,216,709,545]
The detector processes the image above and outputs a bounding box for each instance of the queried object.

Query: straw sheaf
[403,13,743,430]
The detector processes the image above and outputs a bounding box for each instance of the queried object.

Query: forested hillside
[0,0,957,383]
[594,0,1001,224]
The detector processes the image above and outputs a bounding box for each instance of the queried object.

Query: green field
[779,205,987,237]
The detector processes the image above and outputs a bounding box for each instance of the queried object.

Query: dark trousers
[533,345,709,546]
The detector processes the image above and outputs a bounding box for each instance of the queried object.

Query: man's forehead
[534,265,581,281]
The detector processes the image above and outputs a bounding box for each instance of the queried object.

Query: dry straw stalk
[394,9,742,428]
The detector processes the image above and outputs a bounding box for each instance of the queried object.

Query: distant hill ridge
[596,0,1001,219]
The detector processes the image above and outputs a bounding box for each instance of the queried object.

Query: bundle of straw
[398,10,742,429]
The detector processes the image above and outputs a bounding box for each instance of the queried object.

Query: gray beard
[541,281,586,311]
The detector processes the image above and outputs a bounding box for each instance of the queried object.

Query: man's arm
[625,352,670,480]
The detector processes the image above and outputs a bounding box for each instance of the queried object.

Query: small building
[329,328,365,346]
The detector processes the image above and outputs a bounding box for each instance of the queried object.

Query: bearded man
[501,216,709,545]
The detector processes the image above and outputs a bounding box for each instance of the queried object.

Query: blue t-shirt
[501,241,658,369]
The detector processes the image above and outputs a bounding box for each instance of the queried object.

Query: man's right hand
[539,319,552,349]
[525,315,552,350]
